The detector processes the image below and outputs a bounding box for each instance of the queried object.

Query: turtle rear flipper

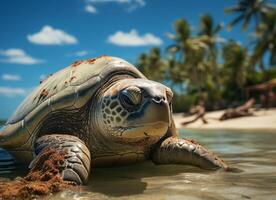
[31,134,91,184]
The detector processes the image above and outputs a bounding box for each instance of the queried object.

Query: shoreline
[173,108,276,131]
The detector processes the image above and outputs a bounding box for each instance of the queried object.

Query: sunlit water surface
[1,129,276,200]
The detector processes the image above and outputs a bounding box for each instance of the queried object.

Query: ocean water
[1,129,276,200]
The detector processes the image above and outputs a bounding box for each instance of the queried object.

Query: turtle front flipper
[30,134,91,184]
[150,137,228,170]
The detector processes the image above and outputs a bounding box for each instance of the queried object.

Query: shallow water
[1,129,276,200]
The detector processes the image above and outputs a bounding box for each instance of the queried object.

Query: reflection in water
[1,129,276,200]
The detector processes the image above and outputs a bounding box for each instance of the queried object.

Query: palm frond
[227,13,246,31]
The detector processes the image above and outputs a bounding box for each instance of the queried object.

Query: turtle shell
[1,56,145,149]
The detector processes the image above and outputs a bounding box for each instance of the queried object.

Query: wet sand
[0,149,76,200]
[174,108,276,131]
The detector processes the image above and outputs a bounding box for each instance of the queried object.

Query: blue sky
[0,0,275,119]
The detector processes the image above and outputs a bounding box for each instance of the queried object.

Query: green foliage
[246,70,264,86]
[137,48,165,82]
[222,40,248,90]
[266,68,276,80]
[251,11,276,70]
[225,0,276,31]
[226,0,276,77]
[136,1,276,112]
[172,93,199,113]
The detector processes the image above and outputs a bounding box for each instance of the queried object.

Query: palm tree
[165,19,193,91]
[166,19,191,63]
[198,15,223,80]
[137,48,165,82]
[166,17,227,109]
[225,0,276,31]
[199,14,223,37]
[137,53,148,75]
[167,19,214,93]
[226,0,276,81]
[222,40,249,100]
[198,14,225,104]
[251,11,276,71]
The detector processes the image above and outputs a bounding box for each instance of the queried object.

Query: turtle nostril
[152,96,165,104]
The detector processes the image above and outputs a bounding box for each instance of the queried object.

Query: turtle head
[96,78,173,145]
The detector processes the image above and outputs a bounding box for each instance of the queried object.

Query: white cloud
[75,50,89,56]
[87,0,145,12]
[126,0,145,11]
[108,29,163,46]
[85,5,97,14]
[27,25,78,45]
[0,87,27,97]
[0,49,43,65]
[2,74,21,81]
[68,50,89,57]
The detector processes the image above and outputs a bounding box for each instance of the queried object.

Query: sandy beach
[173,108,276,131]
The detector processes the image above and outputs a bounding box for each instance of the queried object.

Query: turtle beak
[122,96,170,140]
[128,94,171,126]
[149,96,171,125]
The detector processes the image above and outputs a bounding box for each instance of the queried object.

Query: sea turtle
[0,56,228,184]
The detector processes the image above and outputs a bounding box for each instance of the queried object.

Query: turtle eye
[166,89,173,103]
[120,86,142,108]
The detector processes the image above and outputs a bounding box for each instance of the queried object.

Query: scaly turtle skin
[0,56,228,184]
